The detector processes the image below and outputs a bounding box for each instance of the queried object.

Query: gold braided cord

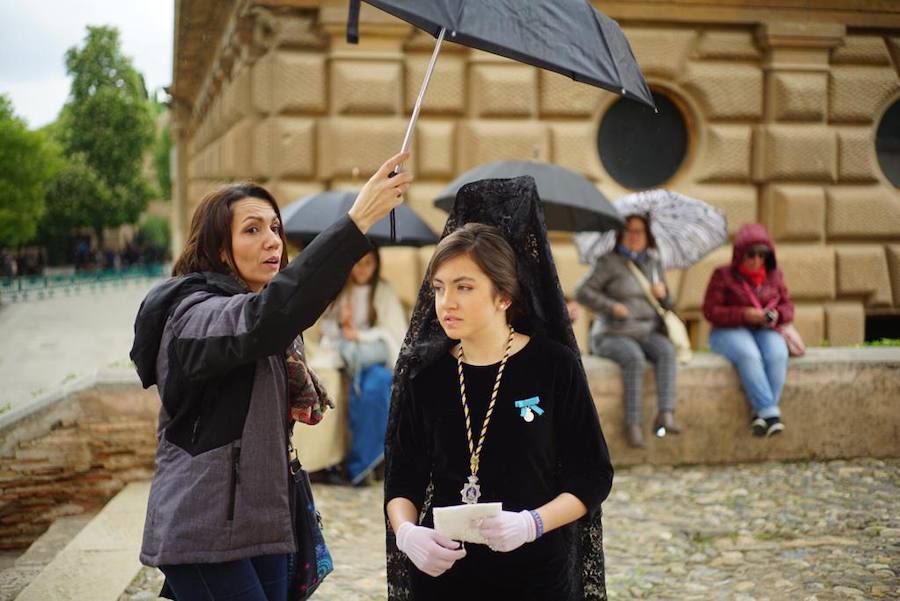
[457,325,515,477]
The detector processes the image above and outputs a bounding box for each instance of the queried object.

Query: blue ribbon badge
[514,396,544,423]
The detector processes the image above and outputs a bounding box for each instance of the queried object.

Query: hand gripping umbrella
[348,0,656,240]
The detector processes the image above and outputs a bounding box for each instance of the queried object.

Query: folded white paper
[433,502,502,544]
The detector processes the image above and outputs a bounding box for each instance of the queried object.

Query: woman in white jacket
[319,246,407,484]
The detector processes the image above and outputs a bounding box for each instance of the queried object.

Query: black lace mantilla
[383,176,608,600]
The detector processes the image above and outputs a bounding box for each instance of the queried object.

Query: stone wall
[172,2,900,350]
[591,348,900,466]
[2,352,898,552]
[0,379,158,551]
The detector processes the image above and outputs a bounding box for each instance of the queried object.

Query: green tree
[0,95,59,248]
[39,153,113,243]
[57,25,155,241]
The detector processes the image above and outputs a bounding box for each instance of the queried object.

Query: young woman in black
[383,178,614,600]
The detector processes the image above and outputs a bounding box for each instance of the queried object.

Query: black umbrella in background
[348,0,655,240]
[433,161,623,233]
[281,190,438,247]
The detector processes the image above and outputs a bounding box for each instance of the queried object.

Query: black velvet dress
[385,335,613,600]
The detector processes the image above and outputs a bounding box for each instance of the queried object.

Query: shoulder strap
[625,261,666,319]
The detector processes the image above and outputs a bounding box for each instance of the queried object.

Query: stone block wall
[174,5,900,351]
[0,383,158,551]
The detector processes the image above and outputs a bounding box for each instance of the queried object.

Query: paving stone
[114,458,900,600]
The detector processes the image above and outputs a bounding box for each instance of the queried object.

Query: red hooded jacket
[702,223,794,328]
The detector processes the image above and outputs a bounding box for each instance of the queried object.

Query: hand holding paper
[479,509,537,552]
[433,502,502,545]
[395,522,466,577]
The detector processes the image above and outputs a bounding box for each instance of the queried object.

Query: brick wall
[0,384,158,551]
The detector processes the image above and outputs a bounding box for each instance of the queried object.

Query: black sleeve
[175,215,371,380]
[384,378,431,511]
[554,347,613,516]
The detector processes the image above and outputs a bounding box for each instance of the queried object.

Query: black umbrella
[433,161,623,233]
[349,0,654,110]
[348,0,655,240]
[281,190,438,247]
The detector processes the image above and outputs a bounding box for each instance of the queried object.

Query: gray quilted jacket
[574,251,674,341]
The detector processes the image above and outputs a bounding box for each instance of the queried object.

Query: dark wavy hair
[172,183,288,282]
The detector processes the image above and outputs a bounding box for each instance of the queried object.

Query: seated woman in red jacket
[702,224,794,437]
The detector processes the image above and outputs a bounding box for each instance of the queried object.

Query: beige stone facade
[170,0,900,349]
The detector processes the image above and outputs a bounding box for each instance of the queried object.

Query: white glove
[478,510,537,552]
[396,522,466,577]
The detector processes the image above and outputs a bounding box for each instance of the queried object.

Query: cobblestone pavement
[122,457,900,600]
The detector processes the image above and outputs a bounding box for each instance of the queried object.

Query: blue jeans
[709,327,788,419]
[159,554,288,601]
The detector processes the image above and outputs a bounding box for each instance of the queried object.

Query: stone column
[754,22,845,345]
[169,103,191,258]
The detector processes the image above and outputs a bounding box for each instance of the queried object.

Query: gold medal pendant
[460,474,482,504]
[523,407,535,422]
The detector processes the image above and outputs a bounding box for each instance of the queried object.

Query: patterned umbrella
[573,189,728,270]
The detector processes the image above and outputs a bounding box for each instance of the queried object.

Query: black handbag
[287,447,334,601]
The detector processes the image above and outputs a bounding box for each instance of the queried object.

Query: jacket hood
[731,223,777,270]
[130,272,246,388]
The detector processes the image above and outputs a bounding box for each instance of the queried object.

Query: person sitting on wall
[702,223,795,438]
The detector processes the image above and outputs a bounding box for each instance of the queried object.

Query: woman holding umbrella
[574,214,680,448]
[130,152,411,600]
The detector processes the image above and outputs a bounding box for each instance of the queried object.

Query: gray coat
[131,216,370,566]
[574,251,674,341]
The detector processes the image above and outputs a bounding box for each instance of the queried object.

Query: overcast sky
[0,0,174,129]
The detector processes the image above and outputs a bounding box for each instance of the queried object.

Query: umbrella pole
[401,26,446,154]
[389,26,446,241]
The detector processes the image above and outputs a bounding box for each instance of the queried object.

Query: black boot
[653,411,682,437]
[626,424,646,448]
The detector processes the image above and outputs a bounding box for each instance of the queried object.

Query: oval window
[597,90,689,189]
[876,99,900,188]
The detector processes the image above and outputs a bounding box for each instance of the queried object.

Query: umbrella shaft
[400,26,446,155]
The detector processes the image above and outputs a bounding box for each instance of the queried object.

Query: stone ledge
[0,369,156,552]
[12,482,149,601]
[587,348,900,467]
[0,368,143,451]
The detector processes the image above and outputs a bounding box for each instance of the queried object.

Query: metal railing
[0,264,167,303]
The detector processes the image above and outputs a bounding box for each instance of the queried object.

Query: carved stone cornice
[170,0,234,125]
[173,0,325,137]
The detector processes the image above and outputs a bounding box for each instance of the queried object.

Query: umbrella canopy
[349,0,655,242]
[573,189,728,270]
[282,190,438,247]
[351,0,654,109]
[433,161,623,233]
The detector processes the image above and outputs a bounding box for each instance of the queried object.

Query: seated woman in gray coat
[574,214,681,448]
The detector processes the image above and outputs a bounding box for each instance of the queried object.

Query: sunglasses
[746,248,769,259]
